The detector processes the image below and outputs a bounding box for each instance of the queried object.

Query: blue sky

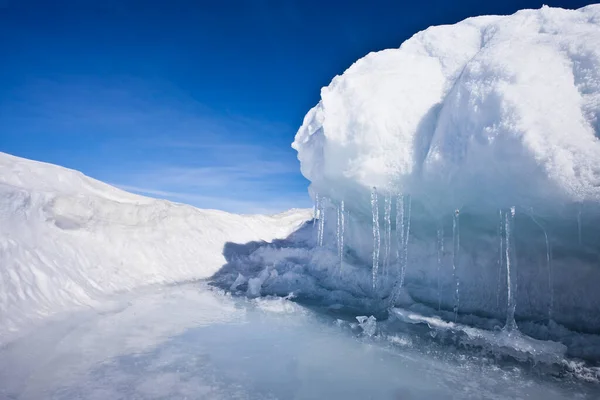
[0,0,588,213]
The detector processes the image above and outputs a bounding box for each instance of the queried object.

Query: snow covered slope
[0,152,311,343]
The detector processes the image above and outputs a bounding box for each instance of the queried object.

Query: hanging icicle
[396,194,405,277]
[577,204,582,246]
[318,197,326,247]
[505,206,517,331]
[389,194,412,306]
[452,209,460,322]
[436,223,444,312]
[371,188,381,289]
[313,193,320,247]
[336,200,345,270]
[497,209,504,310]
[402,195,412,288]
[383,194,392,275]
[527,210,553,322]
[340,200,345,268]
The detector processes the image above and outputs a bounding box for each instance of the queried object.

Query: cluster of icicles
[312,188,551,332]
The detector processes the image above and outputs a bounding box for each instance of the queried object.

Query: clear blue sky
[0,0,589,213]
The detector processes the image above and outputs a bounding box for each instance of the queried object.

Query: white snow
[288,5,600,335]
[0,152,311,343]
[293,4,600,213]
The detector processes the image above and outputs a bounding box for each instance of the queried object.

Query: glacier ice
[291,5,600,335]
[229,273,247,291]
[356,315,377,337]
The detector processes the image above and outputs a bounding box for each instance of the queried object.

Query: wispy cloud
[3,77,311,213]
[115,184,306,215]
[114,159,308,213]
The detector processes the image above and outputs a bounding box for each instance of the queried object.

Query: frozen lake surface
[1,283,598,400]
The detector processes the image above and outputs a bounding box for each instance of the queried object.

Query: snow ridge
[0,152,311,343]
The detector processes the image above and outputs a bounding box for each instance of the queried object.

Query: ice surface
[391,308,567,364]
[0,152,311,343]
[2,283,598,399]
[292,5,600,333]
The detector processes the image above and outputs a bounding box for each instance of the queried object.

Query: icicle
[540,222,553,322]
[496,209,504,310]
[546,237,553,322]
[452,209,460,322]
[313,194,320,246]
[371,188,381,289]
[336,201,345,270]
[340,200,345,268]
[577,205,582,246]
[383,194,392,275]
[336,204,341,257]
[388,194,412,306]
[527,210,553,322]
[401,195,412,288]
[396,194,405,276]
[505,206,517,331]
[318,197,326,247]
[436,223,444,311]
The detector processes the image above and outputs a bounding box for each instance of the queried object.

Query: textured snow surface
[293,4,600,212]
[0,152,311,343]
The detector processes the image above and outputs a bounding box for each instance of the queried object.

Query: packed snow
[0,152,311,343]
[293,4,600,211]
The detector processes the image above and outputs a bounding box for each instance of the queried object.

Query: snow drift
[293,4,600,212]
[0,152,311,343]
[289,5,600,334]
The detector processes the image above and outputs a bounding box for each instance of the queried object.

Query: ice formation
[356,315,377,337]
[2,4,600,378]
[290,5,600,335]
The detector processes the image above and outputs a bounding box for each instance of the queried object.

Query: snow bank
[289,5,600,334]
[0,152,311,343]
[293,4,600,213]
